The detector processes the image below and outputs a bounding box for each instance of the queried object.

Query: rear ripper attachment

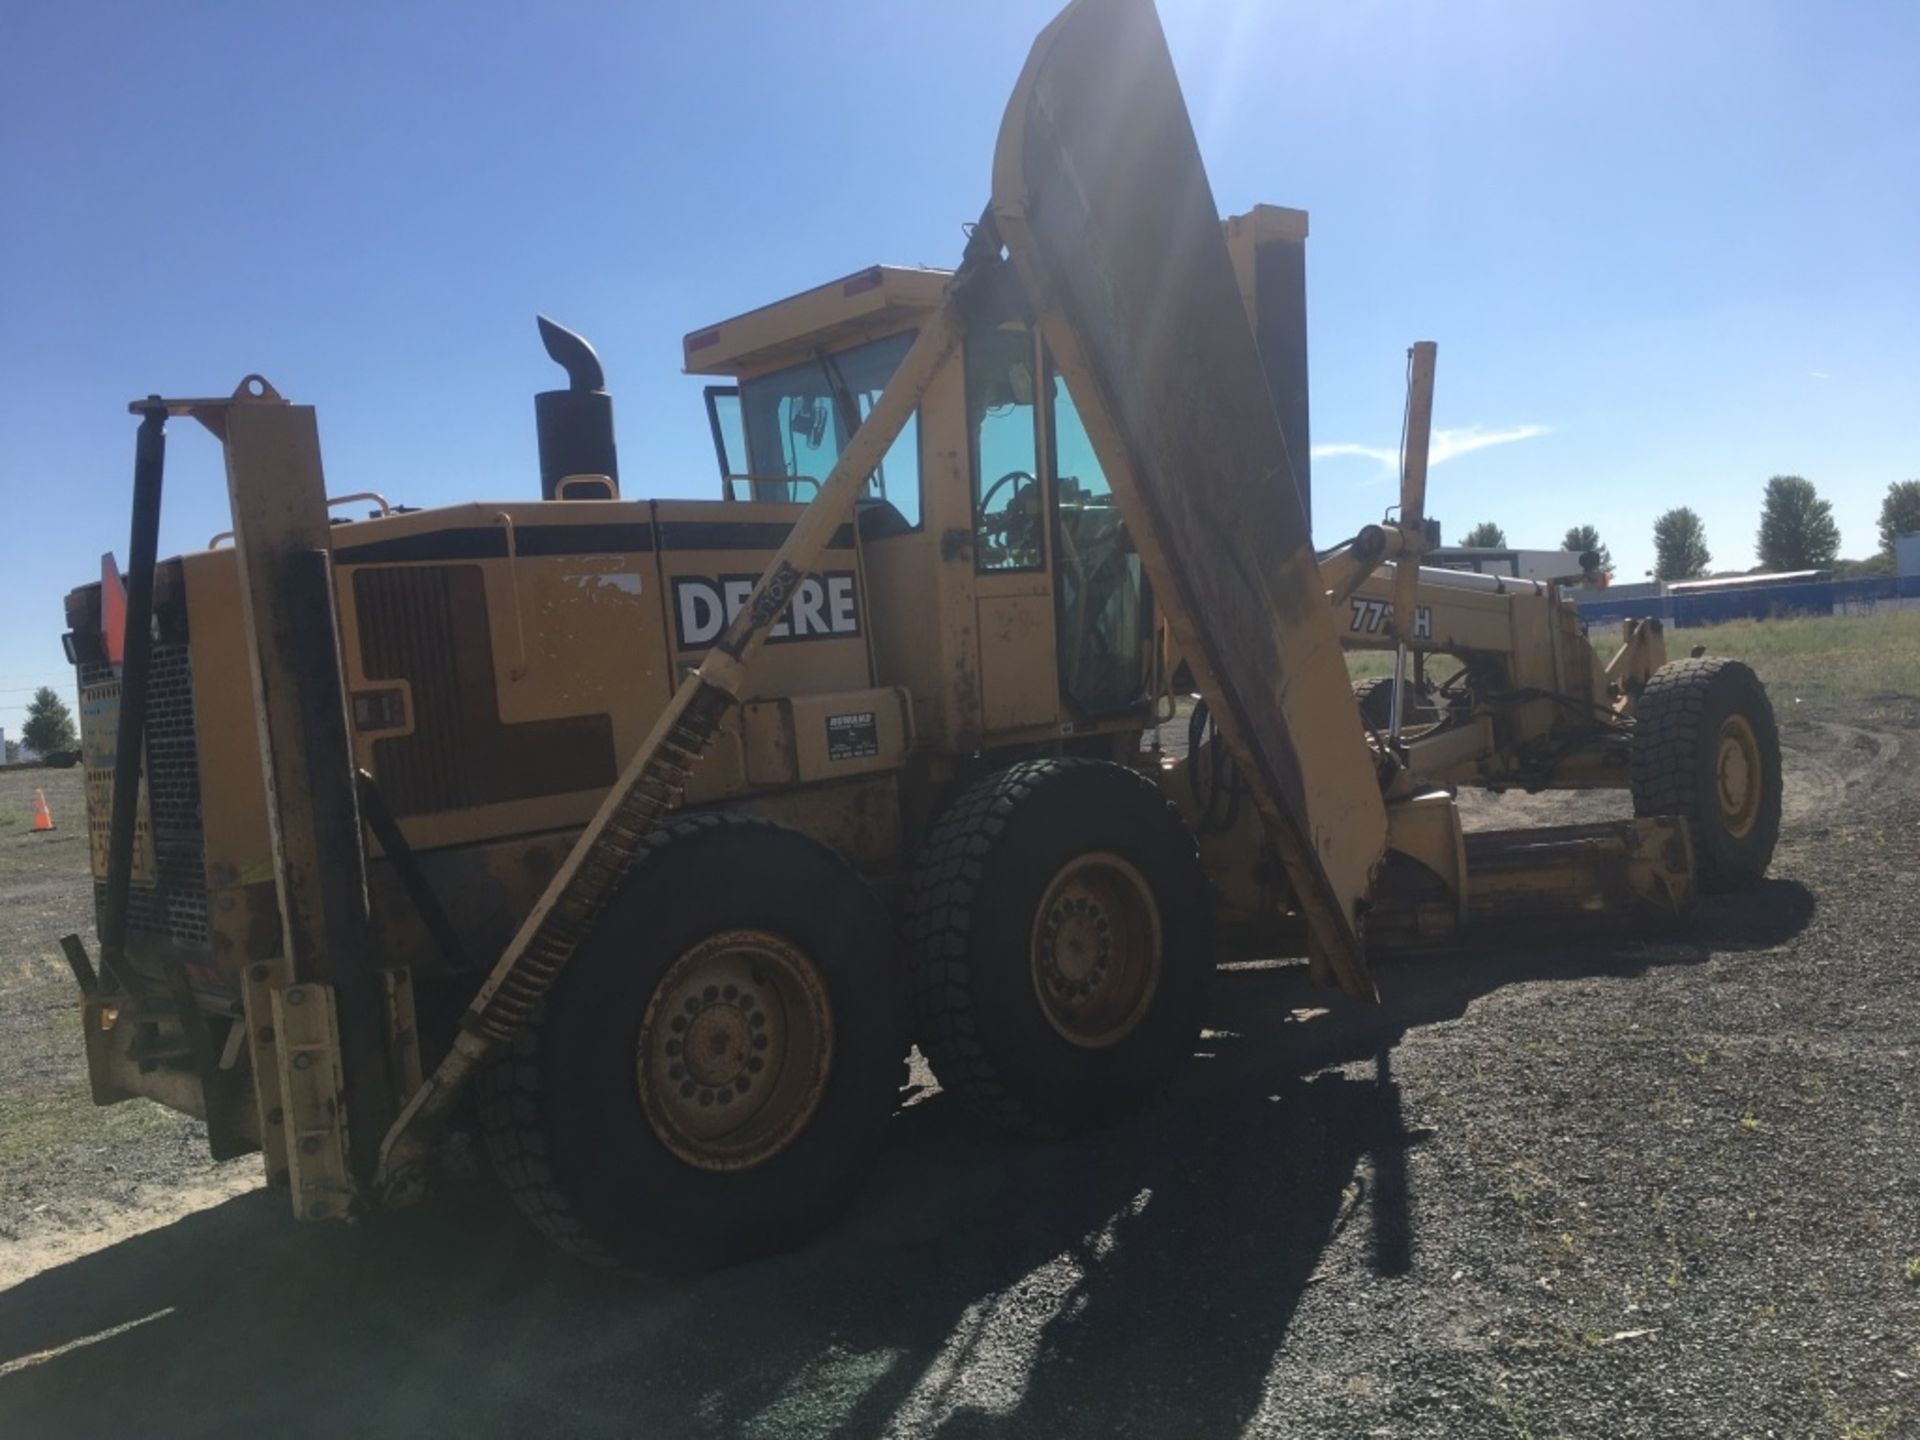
[73,378,410,1218]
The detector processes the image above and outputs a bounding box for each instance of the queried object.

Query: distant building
[1897,533,1920,579]
[1426,547,1592,585]
[1597,579,1665,604]
[1668,569,1830,595]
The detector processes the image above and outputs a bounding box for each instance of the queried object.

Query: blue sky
[3,0,1916,740]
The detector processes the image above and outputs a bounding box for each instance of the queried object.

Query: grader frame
[56,0,1771,1263]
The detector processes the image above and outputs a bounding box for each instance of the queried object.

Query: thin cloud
[1313,423,1549,482]
[1310,441,1400,468]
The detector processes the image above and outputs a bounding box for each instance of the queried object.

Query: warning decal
[825,711,879,762]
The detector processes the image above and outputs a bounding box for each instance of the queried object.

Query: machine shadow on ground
[0,880,1812,1439]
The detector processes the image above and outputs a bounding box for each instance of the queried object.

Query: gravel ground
[0,766,251,1264]
[0,697,1914,1438]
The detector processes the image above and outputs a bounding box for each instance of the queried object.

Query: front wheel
[479,813,905,1272]
[1631,657,1782,891]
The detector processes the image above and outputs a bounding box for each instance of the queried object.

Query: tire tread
[904,758,1203,1137]
[476,810,773,1266]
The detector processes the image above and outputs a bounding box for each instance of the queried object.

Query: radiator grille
[354,563,616,818]
[82,643,210,950]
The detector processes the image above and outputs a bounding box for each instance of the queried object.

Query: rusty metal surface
[991,0,1386,993]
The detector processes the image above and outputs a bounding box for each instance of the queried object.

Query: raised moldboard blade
[991,0,1387,996]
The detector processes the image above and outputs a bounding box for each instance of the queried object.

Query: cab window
[1049,361,1150,713]
[966,328,1043,571]
[738,331,921,529]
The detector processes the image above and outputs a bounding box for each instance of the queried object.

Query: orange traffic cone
[31,788,54,832]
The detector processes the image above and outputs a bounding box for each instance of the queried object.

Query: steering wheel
[977,470,1042,565]
[978,469,1037,525]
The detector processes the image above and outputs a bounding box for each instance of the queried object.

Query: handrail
[208,490,393,549]
[493,512,529,681]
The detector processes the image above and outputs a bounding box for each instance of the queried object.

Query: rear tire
[906,759,1210,1137]
[1631,657,1782,891]
[479,812,904,1272]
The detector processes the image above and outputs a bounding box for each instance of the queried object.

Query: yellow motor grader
[54,0,1778,1272]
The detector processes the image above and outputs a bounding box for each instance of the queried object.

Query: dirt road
[0,700,1914,1438]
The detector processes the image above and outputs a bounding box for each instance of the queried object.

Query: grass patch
[1345,608,1920,703]
[0,1090,180,1169]
[0,1001,181,1170]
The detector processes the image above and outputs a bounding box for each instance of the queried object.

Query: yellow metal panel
[742,687,910,786]
[785,687,911,781]
[900,353,989,749]
[683,266,949,378]
[182,549,277,981]
[79,678,157,885]
[271,983,352,1222]
[1344,566,1527,654]
[978,593,1059,734]
[81,998,209,1117]
[742,700,800,786]
[733,776,904,871]
[1384,791,1467,926]
[242,952,293,1186]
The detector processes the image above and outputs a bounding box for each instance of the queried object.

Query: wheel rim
[1029,852,1162,1049]
[1715,713,1763,840]
[636,930,832,1172]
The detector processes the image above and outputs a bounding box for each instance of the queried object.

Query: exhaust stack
[533,315,619,500]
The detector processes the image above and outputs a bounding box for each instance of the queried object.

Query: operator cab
[685,266,1155,748]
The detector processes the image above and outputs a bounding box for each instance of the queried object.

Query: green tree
[1652,507,1711,580]
[22,687,77,756]
[1461,521,1507,548]
[1562,523,1613,579]
[1879,479,1920,554]
[1756,475,1840,571]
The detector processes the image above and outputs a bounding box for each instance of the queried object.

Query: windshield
[739,331,921,528]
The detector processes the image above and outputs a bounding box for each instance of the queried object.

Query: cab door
[967,326,1059,734]
[1044,351,1152,716]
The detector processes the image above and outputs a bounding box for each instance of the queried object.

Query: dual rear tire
[481,760,1212,1270]
[904,758,1212,1137]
